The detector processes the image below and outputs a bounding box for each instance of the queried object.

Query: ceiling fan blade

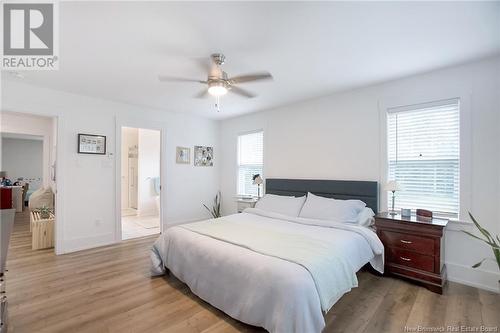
[158,75,206,83]
[230,86,256,98]
[229,72,273,84]
[194,89,209,99]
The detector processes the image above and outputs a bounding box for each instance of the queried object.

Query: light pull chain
[215,96,221,112]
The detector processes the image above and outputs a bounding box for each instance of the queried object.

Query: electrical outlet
[95,218,103,226]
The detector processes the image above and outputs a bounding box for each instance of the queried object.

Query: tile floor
[121,209,160,240]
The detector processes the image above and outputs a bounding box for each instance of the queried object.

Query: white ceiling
[3,1,499,119]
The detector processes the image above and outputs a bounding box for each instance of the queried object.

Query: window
[237,131,263,197]
[387,99,460,216]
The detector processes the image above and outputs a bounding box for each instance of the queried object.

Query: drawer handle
[400,256,412,261]
[400,239,413,244]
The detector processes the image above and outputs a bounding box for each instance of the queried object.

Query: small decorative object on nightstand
[235,197,258,213]
[384,181,401,215]
[416,209,433,218]
[374,212,448,294]
[401,208,411,217]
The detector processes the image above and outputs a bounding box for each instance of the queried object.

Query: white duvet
[151,208,384,333]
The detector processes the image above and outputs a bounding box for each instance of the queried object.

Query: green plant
[35,205,52,219]
[462,212,500,282]
[203,191,221,219]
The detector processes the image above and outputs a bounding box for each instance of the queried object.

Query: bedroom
[0,1,499,332]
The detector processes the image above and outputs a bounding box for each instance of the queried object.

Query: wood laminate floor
[6,211,500,333]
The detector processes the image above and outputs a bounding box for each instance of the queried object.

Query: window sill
[234,195,259,199]
[446,218,473,232]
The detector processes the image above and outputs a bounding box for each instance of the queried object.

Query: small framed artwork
[176,146,190,164]
[194,146,213,167]
[78,134,106,155]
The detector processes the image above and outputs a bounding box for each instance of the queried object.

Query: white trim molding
[114,116,167,243]
[446,261,499,293]
[378,91,473,221]
[62,233,116,254]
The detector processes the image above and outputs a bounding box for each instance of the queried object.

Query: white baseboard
[60,217,206,254]
[61,232,116,254]
[446,261,499,293]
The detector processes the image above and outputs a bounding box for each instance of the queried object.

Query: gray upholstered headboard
[265,178,379,213]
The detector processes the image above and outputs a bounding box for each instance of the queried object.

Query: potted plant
[203,191,221,219]
[35,205,52,219]
[462,212,500,284]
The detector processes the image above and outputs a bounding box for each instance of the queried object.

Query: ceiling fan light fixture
[158,53,273,111]
[208,81,228,97]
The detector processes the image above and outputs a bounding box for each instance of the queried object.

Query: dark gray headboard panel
[265,178,379,213]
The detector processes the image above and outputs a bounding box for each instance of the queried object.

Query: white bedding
[151,208,384,333]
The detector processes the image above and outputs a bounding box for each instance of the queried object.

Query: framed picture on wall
[176,146,190,164]
[78,134,106,155]
[194,146,213,166]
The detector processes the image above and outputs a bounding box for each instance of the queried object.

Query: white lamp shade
[384,180,402,192]
[252,175,263,185]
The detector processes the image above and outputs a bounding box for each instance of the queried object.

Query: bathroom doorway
[120,127,161,240]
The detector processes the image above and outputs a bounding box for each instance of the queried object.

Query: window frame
[379,93,472,223]
[386,98,460,218]
[236,129,264,198]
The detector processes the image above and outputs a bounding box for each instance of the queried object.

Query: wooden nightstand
[374,212,448,294]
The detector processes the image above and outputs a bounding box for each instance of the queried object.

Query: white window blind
[238,131,263,197]
[387,99,460,216]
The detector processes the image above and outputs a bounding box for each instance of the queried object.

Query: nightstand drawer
[380,230,434,255]
[387,247,434,272]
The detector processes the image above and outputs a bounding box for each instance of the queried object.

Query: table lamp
[252,174,263,198]
[384,180,401,215]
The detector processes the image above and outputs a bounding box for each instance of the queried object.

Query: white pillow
[355,207,375,227]
[298,192,366,223]
[255,194,306,217]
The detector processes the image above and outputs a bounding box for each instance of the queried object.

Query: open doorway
[120,127,161,240]
[0,111,58,253]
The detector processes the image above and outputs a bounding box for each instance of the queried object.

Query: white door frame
[0,110,63,254]
[54,115,64,254]
[115,116,166,241]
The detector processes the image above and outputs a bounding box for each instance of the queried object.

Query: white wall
[1,80,220,254]
[219,56,500,292]
[0,112,55,190]
[1,137,44,190]
[137,128,160,216]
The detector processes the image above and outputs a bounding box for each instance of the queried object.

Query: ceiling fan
[158,53,273,112]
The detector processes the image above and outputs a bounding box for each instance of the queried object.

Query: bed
[151,179,383,333]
